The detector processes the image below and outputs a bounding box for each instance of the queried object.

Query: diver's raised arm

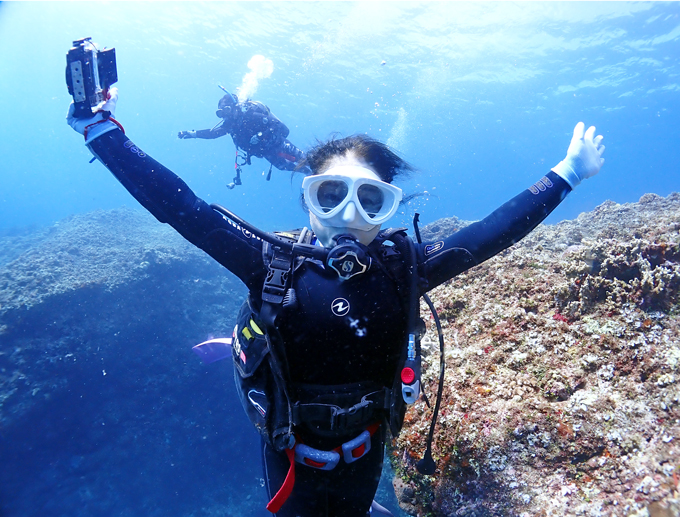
[66,87,266,289]
[178,125,229,140]
[419,122,606,291]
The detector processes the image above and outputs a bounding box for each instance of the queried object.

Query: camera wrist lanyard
[84,115,125,142]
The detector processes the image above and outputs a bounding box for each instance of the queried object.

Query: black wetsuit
[191,100,305,172]
[87,129,571,516]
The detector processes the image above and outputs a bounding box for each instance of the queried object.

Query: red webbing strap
[366,421,381,436]
[266,447,296,514]
[83,116,125,141]
[265,422,381,513]
[276,151,297,162]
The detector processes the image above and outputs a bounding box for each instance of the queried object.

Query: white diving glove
[551,122,605,189]
[67,87,122,144]
[177,130,197,139]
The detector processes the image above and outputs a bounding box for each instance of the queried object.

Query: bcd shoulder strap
[374,229,428,436]
[261,228,311,307]
[258,228,313,450]
[254,227,423,443]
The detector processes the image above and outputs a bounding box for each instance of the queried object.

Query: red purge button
[401,367,416,384]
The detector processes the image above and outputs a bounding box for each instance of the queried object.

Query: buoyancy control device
[208,204,446,475]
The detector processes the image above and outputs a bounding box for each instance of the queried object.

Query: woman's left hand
[552,122,605,189]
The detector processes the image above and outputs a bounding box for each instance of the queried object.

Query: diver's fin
[370,500,394,516]
[192,338,232,364]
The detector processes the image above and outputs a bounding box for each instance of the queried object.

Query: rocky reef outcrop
[0,208,267,516]
[394,193,680,516]
[2,193,678,516]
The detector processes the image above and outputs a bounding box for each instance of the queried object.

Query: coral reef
[2,193,678,516]
[0,208,215,312]
[393,193,680,517]
[0,206,408,516]
[0,208,265,516]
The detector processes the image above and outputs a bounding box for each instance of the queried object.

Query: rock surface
[0,207,405,517]
[0,208,266,516]
[395,193,680,516]
[2,193,679,516]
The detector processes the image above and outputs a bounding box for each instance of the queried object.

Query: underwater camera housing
[66,38,117,119]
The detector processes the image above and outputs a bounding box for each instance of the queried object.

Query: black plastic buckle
[262,247,292,304]
[263,267,287,296]
[330,398,372,431]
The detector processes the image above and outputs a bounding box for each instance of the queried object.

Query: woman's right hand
[67,87,121,144]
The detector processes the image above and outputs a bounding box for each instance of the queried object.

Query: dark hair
[299,134,415,183]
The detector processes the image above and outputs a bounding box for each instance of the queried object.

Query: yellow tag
[249,318,264,335]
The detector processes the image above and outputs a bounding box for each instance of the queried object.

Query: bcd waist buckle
[294,426,375,471]
[294,444,340,471]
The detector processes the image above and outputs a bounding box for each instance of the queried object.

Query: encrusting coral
[1,194,678,516]
[393,193,680,517]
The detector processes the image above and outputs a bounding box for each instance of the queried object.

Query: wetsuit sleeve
[419,172,571,291]
[194,125,229,139]
[87,129,265,289]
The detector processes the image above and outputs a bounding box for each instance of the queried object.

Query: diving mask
[302,166,403,231]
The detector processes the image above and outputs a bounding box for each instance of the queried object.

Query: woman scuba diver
[67,85,605,516]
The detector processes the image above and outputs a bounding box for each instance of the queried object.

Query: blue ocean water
[1,3,679,516]
[1,2,678,235]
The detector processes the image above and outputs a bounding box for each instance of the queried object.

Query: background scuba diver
[178,89,308,188]
[67,85,605,516]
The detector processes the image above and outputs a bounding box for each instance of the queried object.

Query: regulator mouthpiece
[326,234,371,281]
